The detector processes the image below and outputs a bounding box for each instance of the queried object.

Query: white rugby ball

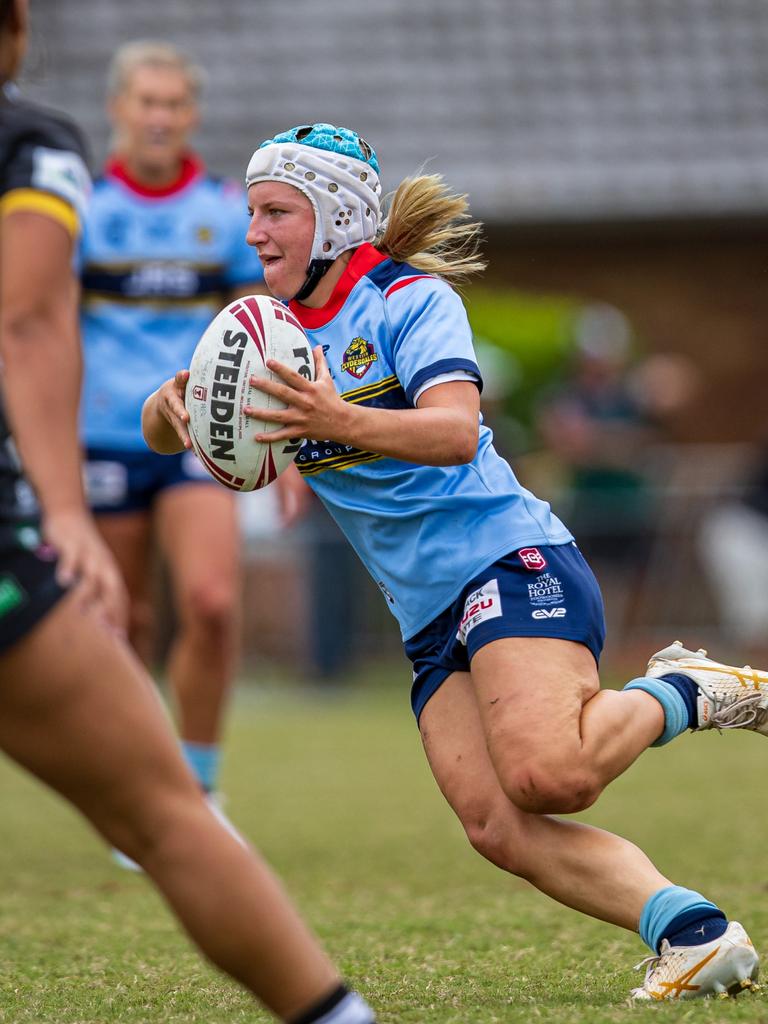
[185,294,314,491]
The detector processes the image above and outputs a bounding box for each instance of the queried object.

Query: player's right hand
[43,509,129,634]
[147,370,192,452]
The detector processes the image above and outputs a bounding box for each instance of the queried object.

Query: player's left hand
[43,509,129,634]
[244,345,350,443]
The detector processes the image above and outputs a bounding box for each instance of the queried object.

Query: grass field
[0,664,766,1024]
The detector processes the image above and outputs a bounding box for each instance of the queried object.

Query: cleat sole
[724,976,760,997]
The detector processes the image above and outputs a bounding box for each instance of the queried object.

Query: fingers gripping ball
[185,295,313,490]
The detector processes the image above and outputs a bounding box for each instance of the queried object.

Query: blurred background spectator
[534,305,698,639]
[19,0,768,674]
[78,40,265,798]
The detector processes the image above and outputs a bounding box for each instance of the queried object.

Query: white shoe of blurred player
[110,793,245,871]
[646,641,768,734]
[111,846,141,872]
[631,922,760,1000]
[206,791,247,847]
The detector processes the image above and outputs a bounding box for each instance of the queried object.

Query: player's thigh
[154,482,241,609]
[419,670,533,870]
[84,450,154,602]
[0,590,195,830]
[470,635,600,775]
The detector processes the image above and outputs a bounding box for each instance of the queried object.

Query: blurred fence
[607,442,763,656]
[232,441,767,681]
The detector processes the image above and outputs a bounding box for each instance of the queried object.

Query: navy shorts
[0,519,67,654]
[84,447,212,514]
[405,542,606,722]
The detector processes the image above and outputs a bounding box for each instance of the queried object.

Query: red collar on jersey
[289,243,388,329]
[105,153,204,198]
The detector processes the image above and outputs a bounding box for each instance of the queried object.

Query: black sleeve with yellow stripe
[0,95,91,237]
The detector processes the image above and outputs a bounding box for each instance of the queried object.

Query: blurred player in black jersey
[0,4,376,1022]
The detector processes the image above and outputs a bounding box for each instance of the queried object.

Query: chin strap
[292,258,334,302]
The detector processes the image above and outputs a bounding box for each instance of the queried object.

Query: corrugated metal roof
[22,0,768,224]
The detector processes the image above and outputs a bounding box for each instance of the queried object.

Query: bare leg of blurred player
[155,481,240,785]
[0,591,374,1023]
[96,480,240,795]
[93,510,155,661]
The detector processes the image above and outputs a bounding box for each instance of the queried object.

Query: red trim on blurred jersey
[105,153,204,198]
[289,243,387,329]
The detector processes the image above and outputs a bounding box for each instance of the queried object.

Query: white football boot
[631,922,760,1000]
[646,641,768,734]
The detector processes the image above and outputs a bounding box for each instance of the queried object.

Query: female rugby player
[144,121,767,1001]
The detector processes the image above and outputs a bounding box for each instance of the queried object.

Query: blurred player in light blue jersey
[80,42,266,805]
[145,123,768,1001]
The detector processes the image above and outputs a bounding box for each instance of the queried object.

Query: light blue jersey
[80,155,263,449]
[289,243,573,640]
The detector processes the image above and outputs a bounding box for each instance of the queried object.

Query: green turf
[0,667,766,1023]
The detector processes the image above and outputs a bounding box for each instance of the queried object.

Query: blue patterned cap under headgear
[262,123,380,175]
[245,123,382,301]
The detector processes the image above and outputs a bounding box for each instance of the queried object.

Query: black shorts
[0,518,67,655]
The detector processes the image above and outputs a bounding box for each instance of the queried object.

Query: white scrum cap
[245,123,382,266]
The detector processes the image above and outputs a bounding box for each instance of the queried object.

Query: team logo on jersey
[196,225,214,244]
[31,146,91,219]
[532,607,567,619]
[527,573,564,607]
[456,579,502,645]
[518,547,547,571]
[341,337,378,379]
[104,212,130,247]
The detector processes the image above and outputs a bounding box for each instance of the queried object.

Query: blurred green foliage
[464,286,580,444]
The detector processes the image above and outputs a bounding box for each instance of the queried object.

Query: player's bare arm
[0,208,126,628]
[142,369,192,453]
[246,346,480,466]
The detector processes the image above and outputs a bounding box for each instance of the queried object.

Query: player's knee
[497,759,600,815]
[105,785,203,867]
[182,582,237,641]
[459,799,527,875]
[128,597,153,638]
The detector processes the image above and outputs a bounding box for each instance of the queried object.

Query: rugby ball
[185,295,314,491]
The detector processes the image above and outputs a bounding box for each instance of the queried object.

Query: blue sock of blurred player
[182,740,221,792]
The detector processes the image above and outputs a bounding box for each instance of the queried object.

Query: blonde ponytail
[376,174,486,284]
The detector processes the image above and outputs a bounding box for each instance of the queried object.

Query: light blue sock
[639,886,722,953]
[623,676,688,746]
[182,741,221,792]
